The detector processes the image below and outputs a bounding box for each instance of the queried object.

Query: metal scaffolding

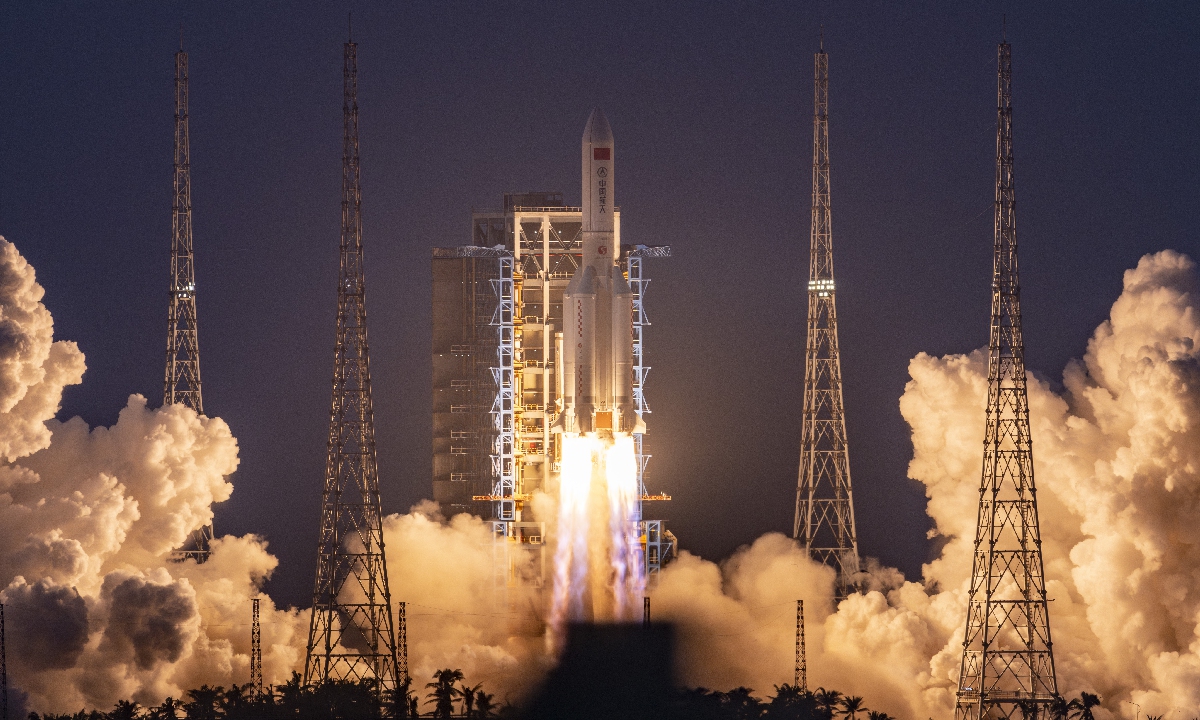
[627,246,675,577]
[794,41,860,599]
[304,35,401,697]
[165,39,212,563]
[432,197,674,593]
[954,41,1058,720]
[490,254,517,526]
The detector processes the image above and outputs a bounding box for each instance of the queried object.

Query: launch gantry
[432,194,675,597]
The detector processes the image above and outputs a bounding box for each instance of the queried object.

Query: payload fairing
[556,109,646,438]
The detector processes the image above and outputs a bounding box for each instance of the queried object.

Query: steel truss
[304,37,403,696]
[165,42,212,563]
[954,42,1059,720]
[794,43,861,598]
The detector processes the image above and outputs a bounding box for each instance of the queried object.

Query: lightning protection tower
[795,599,807,691]
[165,37,212,563]
[304,33,402,696]
[954,41,1058,720]
[793,39,860,599]
[250,598,262,700]
[1,603,7,720]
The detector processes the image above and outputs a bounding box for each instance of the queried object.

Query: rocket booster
[556,109,644,437]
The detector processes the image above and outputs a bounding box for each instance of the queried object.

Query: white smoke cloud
[0,237,306,713]
[643,250,1200,720]
[5,227,1199,720]
[382,501,549,707]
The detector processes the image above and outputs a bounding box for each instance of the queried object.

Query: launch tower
[793,41,860,598]
[165,38,212,563]
[432,192,675,593]
[953,41,1058,720]
[304,35,403,695]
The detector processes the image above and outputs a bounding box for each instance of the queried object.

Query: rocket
[555,109,645,437]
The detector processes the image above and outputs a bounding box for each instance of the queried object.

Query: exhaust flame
[605,434,643,619]
[549,435,594,631]
[548,433,644,642]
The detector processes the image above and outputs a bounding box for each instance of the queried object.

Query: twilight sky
[1,1,1197,608]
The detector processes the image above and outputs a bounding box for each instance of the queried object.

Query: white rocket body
[557,109,643,437]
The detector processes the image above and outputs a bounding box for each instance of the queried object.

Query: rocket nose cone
[583,108,613,145]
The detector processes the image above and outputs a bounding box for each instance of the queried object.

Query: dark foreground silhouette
[23,625,1101,720]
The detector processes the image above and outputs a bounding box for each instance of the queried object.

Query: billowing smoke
[381,503,550,704]
[646,249,1200,720]
[5,226,1199,720]
[0,237,308,713]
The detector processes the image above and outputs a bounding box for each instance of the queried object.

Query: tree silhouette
[474,690,497,719]
[183,686,221,720]
[765,684,820,720]
[218,686,250,718]
[20,673,929,720]
[1069,693,1102,720]
[839,696,867,720]
[425,669,464,719]
[110,701,141,720]
[148,697,182,720]
[718,687,764,720]
[1049,695,1072,720]
[814,689,843,720]
[459,682,482,718]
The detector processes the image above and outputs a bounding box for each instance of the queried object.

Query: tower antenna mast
[793,38,860,600]
[954,40,1058,720]
[795,599,807,691]
[250,598,263,700]
[166,35,212,562]
[304,32,403,697]
[1,603,7,720]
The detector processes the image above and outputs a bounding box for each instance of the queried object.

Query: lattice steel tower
[304,34,402,695]
[954,41,1058,720]
[165,38,212,562]
[795,599,807,691]
[793,40,860,598]
[250,598,262,700]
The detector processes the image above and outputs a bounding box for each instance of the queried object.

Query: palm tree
[459,682,483,718]
[183,686,222,720]
[1068,693,1102,720]
[840,695,867,720]
[111,700,142,720]
[718,687,765,720]
[768,684,819,720]
[219,684,251,717]
[425,669,464,719]
[148,698,181,720]
[474,691,496,719]
[815,689,844,720]
[867,711,895,720]
[1050,696,1072,720]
